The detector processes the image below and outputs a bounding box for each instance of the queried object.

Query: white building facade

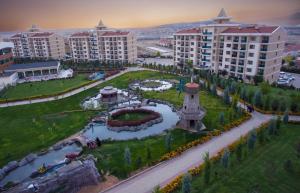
[174,9,286,83]
[10,25,65,60]
[69,20,137,64]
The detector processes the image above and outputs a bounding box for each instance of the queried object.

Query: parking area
[290,72,300,89]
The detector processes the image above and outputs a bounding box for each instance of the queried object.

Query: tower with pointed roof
[213,8,231,24]
[96,19,107,31]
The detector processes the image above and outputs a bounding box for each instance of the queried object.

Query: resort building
[0,42,14,72]
[174,9,286,83]
[69,20,137,64]
[10,25,65,60]
[5,61,60,79]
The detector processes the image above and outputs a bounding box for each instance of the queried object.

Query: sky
[0,0,299,31]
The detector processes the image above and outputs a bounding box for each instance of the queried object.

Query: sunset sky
[0,0,299,31]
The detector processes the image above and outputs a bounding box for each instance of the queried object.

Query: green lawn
[173,123,300,193]
[0,71,178,167]
[142,89,243,130]
[84,129,204,179]
[0,74,91,100]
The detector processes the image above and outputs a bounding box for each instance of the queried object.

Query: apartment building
[69,20,137,64]
[10,25,65,60]
[0,42,14,72]
[174,9,286,83]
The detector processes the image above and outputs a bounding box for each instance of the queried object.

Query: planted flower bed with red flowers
[107,109,162,127]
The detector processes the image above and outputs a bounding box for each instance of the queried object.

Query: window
[226,44,231,48]
[226,51,230,55]
[225,58,230,62]
[227,36,232,40]
[249,45,255,49]
[250,37,256,41]
[248,53,254,57]
[248,60,253,65]
[191,42,194,45]
[246,68,252,72]
[191,95,194,99]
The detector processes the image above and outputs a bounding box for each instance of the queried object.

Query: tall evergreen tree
[219,112,225,126]
[181,173,192,193]
[223,87,231,105]
[283,110,289,124]
[253,90,262,107]
[221,149,230,169]
[203,152,211,185]
[247,131,257,151]
[165,133,172,152]
[146,146,152,160]
[124,147,131,165]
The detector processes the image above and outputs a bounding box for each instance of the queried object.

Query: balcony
[260,47,268,52]
[202,45,212,49]
[203,31,213,35]
[259,55,266,60]
[261,39,269,44]
[202,38,212,42]
[202,52,211,56]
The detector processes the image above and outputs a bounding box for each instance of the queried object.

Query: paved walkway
[101,112,299,193]
[0,67,143,108]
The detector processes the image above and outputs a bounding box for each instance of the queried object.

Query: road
[0,67,143,108]
[101,112,300,193]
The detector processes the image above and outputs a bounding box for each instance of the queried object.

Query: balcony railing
[203,31,213,35]
[202,45,212,49]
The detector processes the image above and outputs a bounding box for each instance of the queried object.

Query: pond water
[83,103,179,140]
[0,144,82,186]
[0,102,178,187]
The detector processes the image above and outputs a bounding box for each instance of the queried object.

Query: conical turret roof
[217,8,228,18]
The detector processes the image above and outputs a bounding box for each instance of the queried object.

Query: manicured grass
[113,112,149,121]
[0,74,91,100]
[0,70,178,167]
[84,129,204,179]
[142,89,243,130]
[173,123,300,193]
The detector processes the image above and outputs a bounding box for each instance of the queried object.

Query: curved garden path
[0,67,143,108]
[101,111,300,193]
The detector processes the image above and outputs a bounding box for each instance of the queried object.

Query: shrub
[203,152,211,185]
[247,131,257,151]
[283,160,294,173]
[271,98,280,111]
[181,173,192,193]
[124,147,131,165]
[223,87,231,105]
[221,149,230,169]
[283,111,289,124]
[253,90,262,108]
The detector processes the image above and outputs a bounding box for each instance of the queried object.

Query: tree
[258,130,266,145]
[95,137,102,147]
[253,90,262,108]
[253,75,263,85]
[247,131,257,151]
[219,112,225,126]
[279,99,287,112]
[156,51,161,57]
[240,87,247,101]
[276,116,281,131]
[146,146,152,160]
[203,152,211,185]
[236,139,243,162]
[181,173,192,193]
[268,119,277,135]
[223,87,230,105]
[231,94,239,110]
[152,185,161,193]
[263,95,271,110]
[283,110,289,124]
[211,84,217,96]
[221,149,230,169]
[271,98,279,111]
[165,132,172,152]
[124,147,131,165]
[135,156,142,169]
[260,82,271,95]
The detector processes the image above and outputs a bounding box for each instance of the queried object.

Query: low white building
[0,71,18,90]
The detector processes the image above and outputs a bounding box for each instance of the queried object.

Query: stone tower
[179,82,206,130]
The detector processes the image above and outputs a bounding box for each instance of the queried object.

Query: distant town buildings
[0,42,14,72]
[10,25,65,60]
[174,8,287,83]
[69,20,137,64]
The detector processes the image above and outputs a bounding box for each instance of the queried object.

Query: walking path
[0,67,143,108]
[101,112,299,193]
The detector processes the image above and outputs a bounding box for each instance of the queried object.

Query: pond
[0,144,82,186]
[83,102,179,140]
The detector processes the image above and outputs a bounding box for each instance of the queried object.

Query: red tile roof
[185,82,199,89]
[70,32,90,37]
[221,26,278,34]
[30,32,54,37]
[101,31,130,36]
[176,28,201,34]
[10,34,22,38]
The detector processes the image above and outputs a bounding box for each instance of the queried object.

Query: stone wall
[5,158,101,193]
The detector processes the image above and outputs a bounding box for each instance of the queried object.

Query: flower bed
[160,119,300,193]
[107,109,161,127]
[155,112,251,164]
